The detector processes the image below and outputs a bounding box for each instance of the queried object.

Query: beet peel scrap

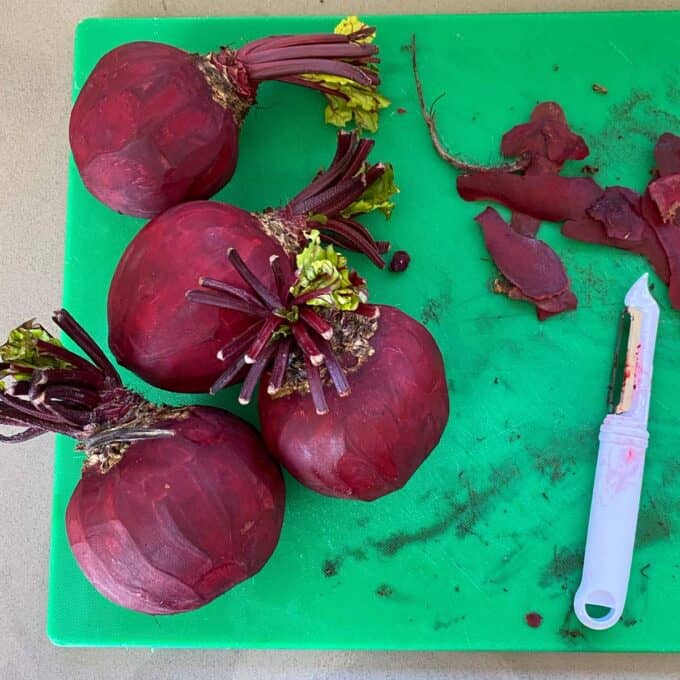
[476,207,576,320]
[500,101,589,171]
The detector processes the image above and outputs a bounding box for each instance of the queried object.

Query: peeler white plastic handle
[574,273,660,630]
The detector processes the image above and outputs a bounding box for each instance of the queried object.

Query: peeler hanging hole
[585,603,614,620]
[574,588,621,629]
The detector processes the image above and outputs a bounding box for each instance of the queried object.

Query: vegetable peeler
[574,273,660,630]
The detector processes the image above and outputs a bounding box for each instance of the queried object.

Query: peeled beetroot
[70,18,388,217]
[0,312,284,614]
[108,131,397,392]
[188,235,449,500]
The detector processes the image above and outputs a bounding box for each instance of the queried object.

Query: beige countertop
[2,1,680,677]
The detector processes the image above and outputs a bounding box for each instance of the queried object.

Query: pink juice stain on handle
[603,447,643,497]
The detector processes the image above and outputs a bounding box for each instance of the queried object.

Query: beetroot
[0,312,284,614]
[108,130,397,393]
[260,306,448,500]
[70,18,389,217]
[188,234,449,500]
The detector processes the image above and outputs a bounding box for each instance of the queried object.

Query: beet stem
[0,426,45,443]
[245,58,376,87]
[409,35,528,174]
[0,404,79,437]
[34,340,106,383]
[84,426,174,450]
[210,356,247,396]
[0,391,65,424]
[239,32,359,58]
[316,336,351,397]
[245,317,284,364]
[29,366,105,396]
[43,401,94,427]
[52,310,121,384]
[294,175,368,217]
[227,250,282,310]
[198,277,268,312]
[299,308,334,340]
[243,42,377,65]
[288,132,365,208]
[275,75,351,100]
[341,139,376,181]
[269,255,292,303]
[267,337,293,395]
[217,323,263,363]
[305,359,329,415]
[239,342,279,405]
[291,324,324,366]
[291,285,335,306]
[42,384,100,410]
[324,218,385,268]
[185,289,267,317]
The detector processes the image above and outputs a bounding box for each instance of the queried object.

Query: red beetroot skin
[66,406,285,615]
[70,43,239,218]
[562,217,670,285]
[508,287,577,321]
[587,186,647,241]
[500,102,589,169]
[259,306,449,501]
[108,201,286,392]
[475,207,568,299]
[648,175,680,224]
[655,132,680,177]
[457,173,603,223]
[501,103,589,239]
[641,191,680,309]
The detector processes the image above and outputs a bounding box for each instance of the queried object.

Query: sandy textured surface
[1,1,679,677]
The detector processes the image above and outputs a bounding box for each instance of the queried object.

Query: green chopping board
[47,12,680,650]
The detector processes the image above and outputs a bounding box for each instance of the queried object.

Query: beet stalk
[70,16,389,218]
[0,312,284,614]
[108,130,398,393]
[188,233,449,501]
